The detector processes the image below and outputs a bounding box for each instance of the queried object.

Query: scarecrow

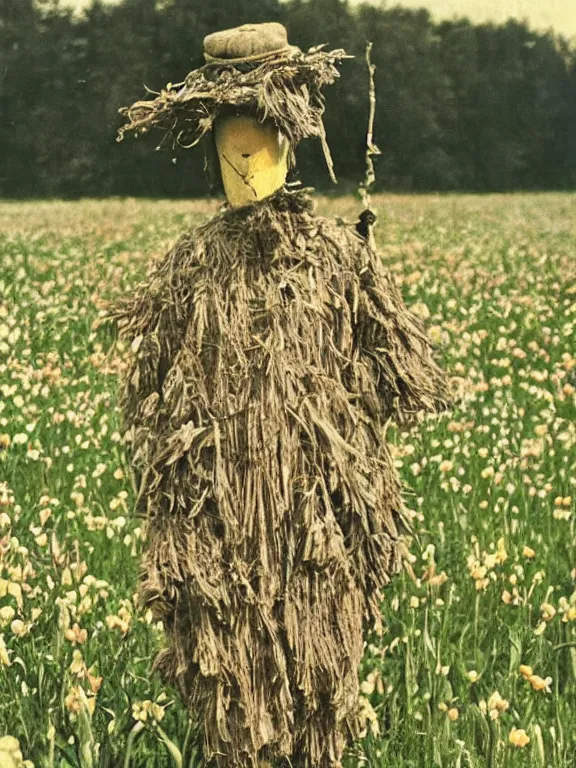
[107,22,449,768]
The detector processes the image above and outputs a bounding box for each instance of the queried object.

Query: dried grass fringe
[117,47,349,181]
[105,188,449,767]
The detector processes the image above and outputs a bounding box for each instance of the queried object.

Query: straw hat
[117,22,350,181]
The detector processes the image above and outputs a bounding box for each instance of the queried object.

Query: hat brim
[203,43,302,65]
[117,46,352,182]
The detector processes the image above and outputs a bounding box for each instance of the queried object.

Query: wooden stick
[359,41,381,210]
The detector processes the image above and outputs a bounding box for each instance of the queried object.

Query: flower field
[0,192,574,767]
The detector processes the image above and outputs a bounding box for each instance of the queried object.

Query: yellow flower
[0,739,20,754]
[7,583,22,610]
[540,602,556,621]
[428,326,444,345]
[64,686,95,718]
[360,669,381,696]
[0,735,34,768]
[553,506,571,520]
[131,699,166,724]
[470,565,487,580]
[0,751,19,768]
[63,688,80,715]
[10,620,27,638]
[523,546,536,559]
[357,695,380,737]
[64,623,88,645]
[534,621,547,637]
[519,664,533,678]
[527,674,552,693]
[87,669,103,694]
[466,670,480,683]
[487,691,509,719]
[0,635,10,666]
[483,553,498,570]
[427,571,448,588]
[496,537,508,564]
[85,694,96,717]
[411,302,431,320]
[0,606,16,626]
[105,614,131,635]
[61,568,73,586]
[149,703,165,722]
[447,708,459,721]
[509,728,530,747]
[132,701,150,722]
[69,649,85,677]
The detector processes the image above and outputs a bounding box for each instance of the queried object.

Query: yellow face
[214,115,289,208]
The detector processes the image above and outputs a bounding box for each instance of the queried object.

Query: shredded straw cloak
[108,187,449,767]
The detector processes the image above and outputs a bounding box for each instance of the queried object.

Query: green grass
[0,192,575,767]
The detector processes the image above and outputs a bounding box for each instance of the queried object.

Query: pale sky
[60,0,576,38]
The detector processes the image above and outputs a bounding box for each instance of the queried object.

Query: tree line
[1,0,575,198]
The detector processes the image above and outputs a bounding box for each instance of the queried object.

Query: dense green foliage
[0,192,575,765]
[0,0,575,197]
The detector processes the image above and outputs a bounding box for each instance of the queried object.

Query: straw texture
[117,47,349,181]
[106,188,449,767]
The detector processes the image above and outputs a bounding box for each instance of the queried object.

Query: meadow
[0,192,574,767]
